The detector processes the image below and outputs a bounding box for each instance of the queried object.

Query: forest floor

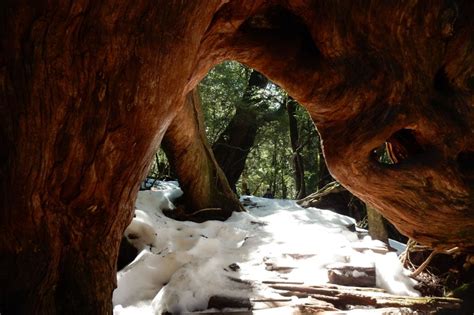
[113,182,464,314]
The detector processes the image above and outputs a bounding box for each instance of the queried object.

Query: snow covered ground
[113,181,418,314]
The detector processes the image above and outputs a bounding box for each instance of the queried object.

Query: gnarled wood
[162,90,244,221]
[0,1,224,313]
[192,1,474,250]
[1,0,473,312]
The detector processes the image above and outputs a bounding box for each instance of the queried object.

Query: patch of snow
[375,252,419,296]
[352,270,367,278]
[152,258,251,314]
[113,185,417,314]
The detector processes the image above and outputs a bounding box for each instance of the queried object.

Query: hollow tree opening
[372,129,426,166]
[161,60,326,208]
[1,1,473,313]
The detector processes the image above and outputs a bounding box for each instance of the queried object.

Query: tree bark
[1,0,474,312]
[367,205,389,244]
[287,98,307,199]
[162,90,244,221]
[192,1,474,250]
[212,70,268,191]
[0,1,224,313]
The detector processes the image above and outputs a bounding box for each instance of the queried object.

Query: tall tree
[162,90,244,221]
[199,61,251,144]
[211,70,286,191]
[287,98,307,199]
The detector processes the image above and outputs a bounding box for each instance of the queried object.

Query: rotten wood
[310,284,386,293]
[269,284,462,311]
[327,266,376,288]
[208,296,252,310]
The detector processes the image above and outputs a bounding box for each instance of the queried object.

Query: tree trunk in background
[281,171,288,199]
[367,205,389,244]
[287,99,306,199]
[212,107,258,192]
[317,151,333,190]
[212,70,268,191]
[270,136,279,194]
[240,170,250,194]
[162,90,244,220]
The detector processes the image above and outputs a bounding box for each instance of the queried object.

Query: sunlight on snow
[113,181,418,314]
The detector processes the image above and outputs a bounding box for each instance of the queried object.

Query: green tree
[198,61,327,199]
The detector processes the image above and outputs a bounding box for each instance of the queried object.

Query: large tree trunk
[192,1,474,250]
[212,107,259,192]
[162,90,244,221]
[2,0,473,312]
[0,1,223,313]
[212,70,268,191]
[367,205,389,244]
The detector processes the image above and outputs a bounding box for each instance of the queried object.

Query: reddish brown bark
[0,1,224,313]
[162,90,244,221]
[1,0,473,313]
[192,1,474,250]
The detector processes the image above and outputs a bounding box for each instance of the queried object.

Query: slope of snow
[113,183,418,314]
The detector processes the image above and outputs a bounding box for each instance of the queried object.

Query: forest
[151,61,328,199]
[1,1,473,314]
[151,61,389,235]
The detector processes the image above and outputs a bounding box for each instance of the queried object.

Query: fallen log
[268,284,462,312]
[251,298,292,303]
[300,298,339,312]
[207,295,252,310]
[262,280,304,285]
[311,283,385,293]
[327,265,376,287]
[264,260,296,272]
[297,182,344,206]
[262,280,385,292]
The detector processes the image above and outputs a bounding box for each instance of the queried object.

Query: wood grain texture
[0,0,472,312]
[162,90,244,220]
[194,0,474,250]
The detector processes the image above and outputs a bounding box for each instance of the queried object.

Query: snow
[389,239,408,255]
[113,182,418,314]
[375,252,419,296]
